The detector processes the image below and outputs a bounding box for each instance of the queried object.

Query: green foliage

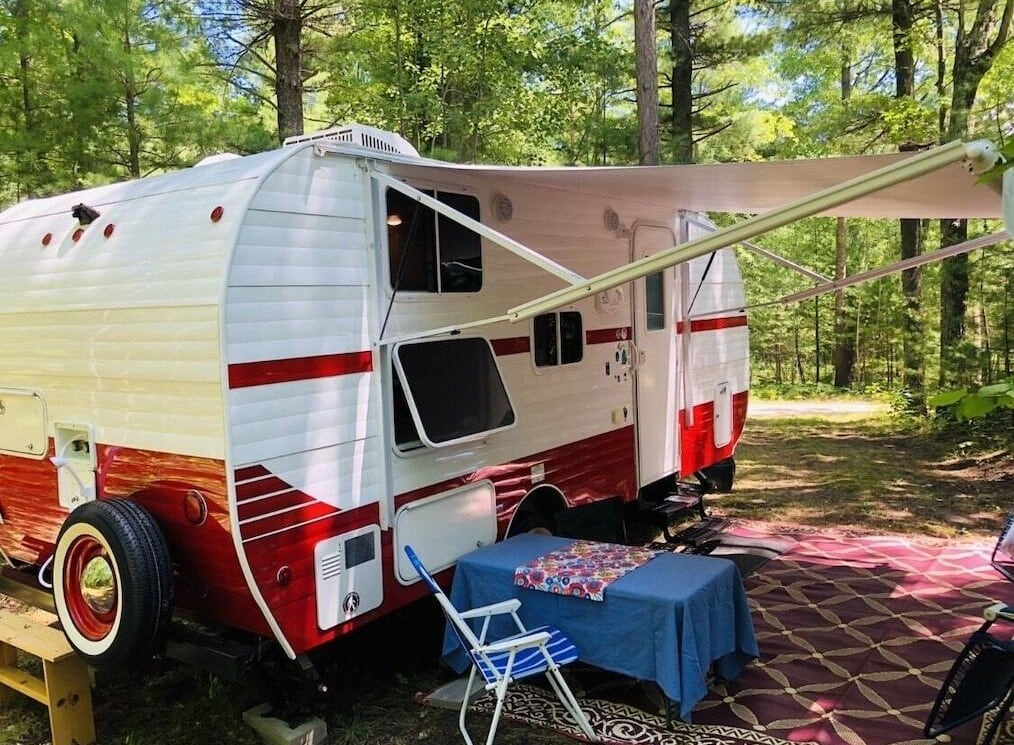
[929,379,1014,420]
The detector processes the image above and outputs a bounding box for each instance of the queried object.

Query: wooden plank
[0,611,73,662]
[44,658,96,745]
[0,663,47,703]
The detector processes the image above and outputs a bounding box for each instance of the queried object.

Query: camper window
[393,337,515,448]
[533,312,583,368]
[386,188,482,293]
[645,271,665,330]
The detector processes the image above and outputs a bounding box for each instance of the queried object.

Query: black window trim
[384,186,483,295]
[531,310,584,371]
[391,336,517,449]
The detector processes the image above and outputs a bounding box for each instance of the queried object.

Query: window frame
[392,336,517,449]
[385,187,483,295]
[531,310,584,371]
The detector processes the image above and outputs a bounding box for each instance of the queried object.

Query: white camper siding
[0,176,264,459]
[224,152,382,513]
[383,177,637,496]
[683,248,750,405]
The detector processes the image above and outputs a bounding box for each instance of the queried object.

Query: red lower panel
[256,427,637,655]
[0,444,269,637]
[678,391,748,476]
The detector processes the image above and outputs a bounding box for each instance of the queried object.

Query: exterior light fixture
[71,204,100,225]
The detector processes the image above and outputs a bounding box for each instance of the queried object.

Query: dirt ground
[0,404,1009,745]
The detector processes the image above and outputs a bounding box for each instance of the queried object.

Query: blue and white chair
[404,545,599,745]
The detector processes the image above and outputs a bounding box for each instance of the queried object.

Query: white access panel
[314,525,382,630]
[713,382,733,449]
[394,481,497,584]
[0,389,47,459]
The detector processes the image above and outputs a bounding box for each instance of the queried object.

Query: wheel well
[506,486,567,537]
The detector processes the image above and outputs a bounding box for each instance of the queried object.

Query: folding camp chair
[404,546,599,745]
[992,511,1014,583]
[923,602,1014,744]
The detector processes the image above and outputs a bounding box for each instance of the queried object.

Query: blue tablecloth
[441,534,758,720]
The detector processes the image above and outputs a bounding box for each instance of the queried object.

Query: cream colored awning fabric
[382,151,1002,219]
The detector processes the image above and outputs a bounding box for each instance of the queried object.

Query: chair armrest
[458,598,522,619]
[985,602,1014,622]
[480,630,551,655]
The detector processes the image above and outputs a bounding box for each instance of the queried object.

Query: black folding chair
[923,603,1014,743]
[992,511,1014,583]
[924,514,1014,744]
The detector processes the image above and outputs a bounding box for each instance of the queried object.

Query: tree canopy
[1,0,1011,403]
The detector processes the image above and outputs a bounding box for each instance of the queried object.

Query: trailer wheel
[53,499,174,668]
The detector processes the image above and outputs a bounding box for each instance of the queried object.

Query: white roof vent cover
[283,124,419,157]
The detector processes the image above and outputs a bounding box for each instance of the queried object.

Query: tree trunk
[937,0,1013,385]
[274,0,304,142]
[669,0,693,164]
[832,217,856,387]
[832,49,855,388]
[634,0,659,165]
[893,0,925,410]
[122,16,141,179]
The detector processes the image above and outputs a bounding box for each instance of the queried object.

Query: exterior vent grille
[319,551,343,581]
[283,124,419,157]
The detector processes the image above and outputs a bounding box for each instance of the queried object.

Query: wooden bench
[0,609,95,745]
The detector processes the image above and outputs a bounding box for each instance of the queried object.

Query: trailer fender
[53,499,174,667]
[507,486,567,537]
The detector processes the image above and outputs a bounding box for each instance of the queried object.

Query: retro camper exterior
[0,125,751,667]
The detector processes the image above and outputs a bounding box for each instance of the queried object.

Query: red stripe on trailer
[234,464,270,481]
[491,337,530,356]
[237,489,317,522]
[235,475,291,501]
[586,327,632,345]
[675,315,748,334]
[228,351,374,389]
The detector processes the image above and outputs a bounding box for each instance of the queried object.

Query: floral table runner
[513,540,663,601]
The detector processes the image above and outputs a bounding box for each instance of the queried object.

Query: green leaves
[929,380,1014,421]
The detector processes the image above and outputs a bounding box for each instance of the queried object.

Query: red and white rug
[693,523,1014,744]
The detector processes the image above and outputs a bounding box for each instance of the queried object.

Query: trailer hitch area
[296,653,328,695]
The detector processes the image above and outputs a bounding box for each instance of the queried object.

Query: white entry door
[632,224,680,487]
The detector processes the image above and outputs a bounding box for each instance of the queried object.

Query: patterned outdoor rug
[471,683,809,745]
[693,524,1014,745]
[453,523,1013,744]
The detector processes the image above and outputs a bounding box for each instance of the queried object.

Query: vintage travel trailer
[0,124,1007,670]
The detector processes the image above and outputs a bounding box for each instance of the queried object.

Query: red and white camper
[0,125,1005,668]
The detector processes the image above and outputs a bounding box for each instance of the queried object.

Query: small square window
[534,311,583,368]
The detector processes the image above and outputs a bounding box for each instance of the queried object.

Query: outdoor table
[441,533,758,721]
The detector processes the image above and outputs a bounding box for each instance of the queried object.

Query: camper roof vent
[283,124,419,157]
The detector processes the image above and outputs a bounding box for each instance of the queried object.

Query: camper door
[631,223,680,486]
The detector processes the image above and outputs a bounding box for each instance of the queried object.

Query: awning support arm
[776,229,1009,305]
[681,214,832,284]
[506,139,995,323]
[695,229,1009,316]
[369,169,587,285]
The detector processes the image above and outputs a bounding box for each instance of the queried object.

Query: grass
[0,404,1009,744]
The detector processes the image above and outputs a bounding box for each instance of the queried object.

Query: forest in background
[2,0,1012,410]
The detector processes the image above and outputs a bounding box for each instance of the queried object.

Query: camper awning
[357,144,1003,219]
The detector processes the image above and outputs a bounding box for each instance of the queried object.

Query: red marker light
[103,224,115,238]
[210,206,224,222]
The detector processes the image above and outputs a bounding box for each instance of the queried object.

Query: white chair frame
[405,546,599,745]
